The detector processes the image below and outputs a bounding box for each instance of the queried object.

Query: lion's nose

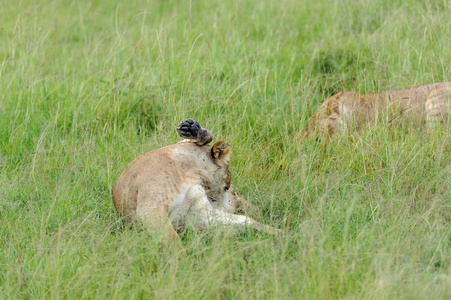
[235,197,249,214]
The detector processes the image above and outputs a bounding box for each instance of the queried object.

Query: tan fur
[306,82,451,140]
[112,120,280,247]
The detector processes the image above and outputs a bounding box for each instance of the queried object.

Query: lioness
[112,119,280,246]
[305,82,451,140]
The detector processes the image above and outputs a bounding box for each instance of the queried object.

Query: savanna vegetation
[1,0,450,298]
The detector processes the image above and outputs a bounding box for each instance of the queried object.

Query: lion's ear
[211,140,231,167]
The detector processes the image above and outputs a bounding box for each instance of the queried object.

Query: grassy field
[1,0,451,298]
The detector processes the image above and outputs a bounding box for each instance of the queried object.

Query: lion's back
[112,143,214,217]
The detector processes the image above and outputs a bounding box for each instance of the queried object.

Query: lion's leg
[185,185,281,235]
[135,195,184,249]
[205,210,282,235]
[425,87,451,130]
[176,119,213,145]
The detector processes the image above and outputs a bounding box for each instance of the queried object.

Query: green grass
[1,0,451,298]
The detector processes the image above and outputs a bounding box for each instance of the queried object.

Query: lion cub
[112,119,280,246]
[306,82,451,140]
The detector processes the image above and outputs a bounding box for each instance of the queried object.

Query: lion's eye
[224,186,229,191]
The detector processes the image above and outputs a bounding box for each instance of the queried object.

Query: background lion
[306,82,451,140]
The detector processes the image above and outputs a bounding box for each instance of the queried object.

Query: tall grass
[1,0,450,298]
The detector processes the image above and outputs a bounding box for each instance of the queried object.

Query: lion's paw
[177,119,200,139]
